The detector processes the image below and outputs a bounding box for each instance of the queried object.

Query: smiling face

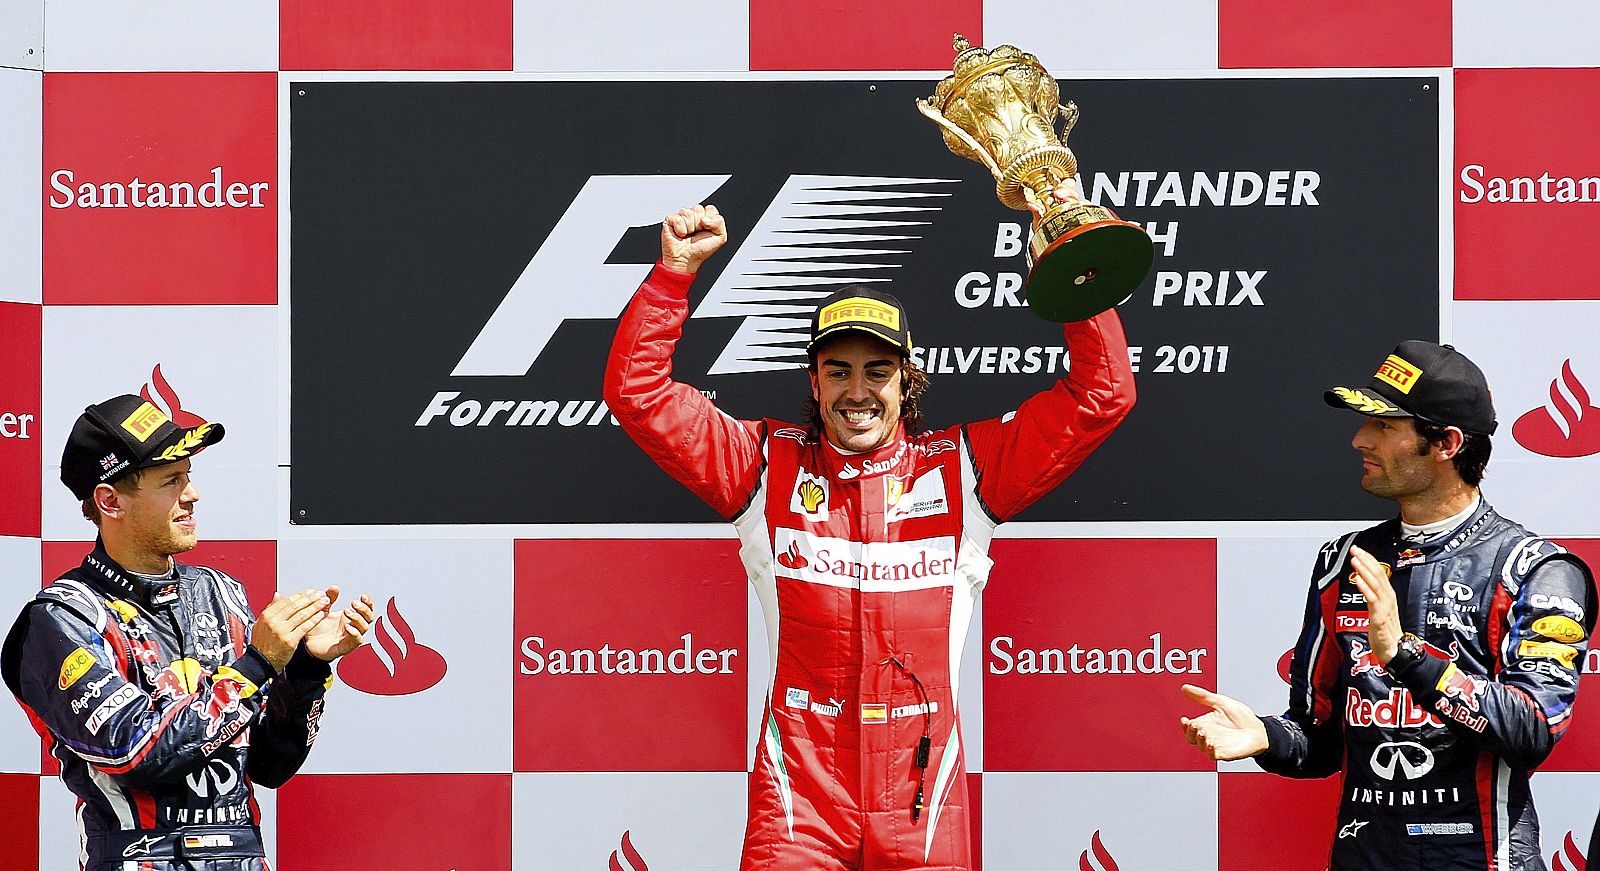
[809,333,904,453]
[112,459,201,560]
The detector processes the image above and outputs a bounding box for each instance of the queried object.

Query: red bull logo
[197,677,245,738]
[1435,664,1484,713]
[1345,688,1444,729]
[1349,638,1458,677]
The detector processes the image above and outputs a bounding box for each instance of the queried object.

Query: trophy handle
[1057,102,1079,143]
[916,99,1006,183]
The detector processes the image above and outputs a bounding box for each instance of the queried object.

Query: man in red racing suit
[603,200,1135,869]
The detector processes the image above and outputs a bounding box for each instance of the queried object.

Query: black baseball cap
[807,286,913,358]
[1324,341,1498,435]
[61,394,226,500]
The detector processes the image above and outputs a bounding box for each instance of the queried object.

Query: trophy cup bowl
[917,35,1154,323]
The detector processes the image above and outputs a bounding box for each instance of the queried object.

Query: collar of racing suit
[1392,497,1498,565]
[74,537,184,606]
[817,425,910,480]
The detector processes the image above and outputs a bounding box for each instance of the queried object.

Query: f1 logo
[450,174,955,378]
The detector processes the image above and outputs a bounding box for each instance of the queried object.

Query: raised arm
[602,205,764,518]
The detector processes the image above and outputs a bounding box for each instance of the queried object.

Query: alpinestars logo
[417,174,956,427]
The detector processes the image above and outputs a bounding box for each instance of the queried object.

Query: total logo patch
[1518,639,1579,667]
[58,646,96,690]
[1531,615,1585,644]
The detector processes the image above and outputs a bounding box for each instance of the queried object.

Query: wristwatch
[1385,633,1426,677]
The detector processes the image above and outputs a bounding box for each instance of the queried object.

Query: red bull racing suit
[603,263,1135,869]
[2,541,331,871]
[1259,500,1595,870]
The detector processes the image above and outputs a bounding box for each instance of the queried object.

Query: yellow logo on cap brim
[1374,354,1423,394]
[155,423,215,463]
[1331,386,1401,415]
[120,402,170,443]
[818,298,899,331]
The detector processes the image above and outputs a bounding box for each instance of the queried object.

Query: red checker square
[0,774,39,870]
[1218,770,1342,870]
[0,302,40,537]
[1218,0,1450,69]
[1540,539,1600,772]
[967,772,982,871]
[982,539,1217,771]
[1455,69,1600,301]
[280,0,512,71]
[513,539,747,771]
[277,773,511,870]
[43,73,275,306]
[750,0,979,71]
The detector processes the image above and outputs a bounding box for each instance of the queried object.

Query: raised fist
[661,204,728,274]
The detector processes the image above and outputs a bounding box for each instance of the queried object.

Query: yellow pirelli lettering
[818,298,898,331]
[1373,355,1422,394]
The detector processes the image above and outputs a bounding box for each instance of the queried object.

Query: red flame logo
[140,364,207,429]
[336,598,447,696]
[1514,359,1600,458]
[1553,830,1589,871]
[777,540,809,570]
[1078,830,1120,871]
[609,830,648,871]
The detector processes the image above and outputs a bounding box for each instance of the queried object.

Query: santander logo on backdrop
[140,364,207,428]
[337,598,448,695]
[1514,360,1600,458]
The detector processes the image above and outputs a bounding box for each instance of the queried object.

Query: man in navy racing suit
[1179,341,1595,871]
[2,394,375,870]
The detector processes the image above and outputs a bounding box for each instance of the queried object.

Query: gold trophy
[918,35,1153,322]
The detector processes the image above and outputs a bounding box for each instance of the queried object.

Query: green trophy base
[1026,219,1155,323]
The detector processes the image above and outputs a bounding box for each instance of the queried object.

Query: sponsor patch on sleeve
[58,647,96,690]
[85,684,140,734]
[1531,615,1585,644]
[1518,639,1580,668]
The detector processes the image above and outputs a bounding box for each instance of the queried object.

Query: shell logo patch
[789,470,829,522]
[1374,354,1422,394]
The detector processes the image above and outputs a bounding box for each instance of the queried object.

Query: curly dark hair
[802,356,932,436]
[1413,418,1492,487]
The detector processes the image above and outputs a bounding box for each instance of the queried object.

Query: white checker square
[1216,535,1344,772]
[42,0,277,71]
[41,306,278,540]
[0,0,42,70]
[983,771,1218,869]
[983,1,1219,72]
[38,775,78,871]
[0,536,41,773]
[1529,772,1600,867]
[1453,300,1600,536]
[1455,1,1600,68]
[0,69,41,303]
[513,771,747,870]
[281,538,514,773]
[513,0,749,72]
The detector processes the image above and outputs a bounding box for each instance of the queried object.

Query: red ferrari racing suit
[603,263,1135,869]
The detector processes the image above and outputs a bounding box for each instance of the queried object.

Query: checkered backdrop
[3,2,1600,869]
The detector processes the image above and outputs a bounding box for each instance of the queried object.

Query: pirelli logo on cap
[818,298,899,331]
[120,401,170,442]
[1374,354,1422,394]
